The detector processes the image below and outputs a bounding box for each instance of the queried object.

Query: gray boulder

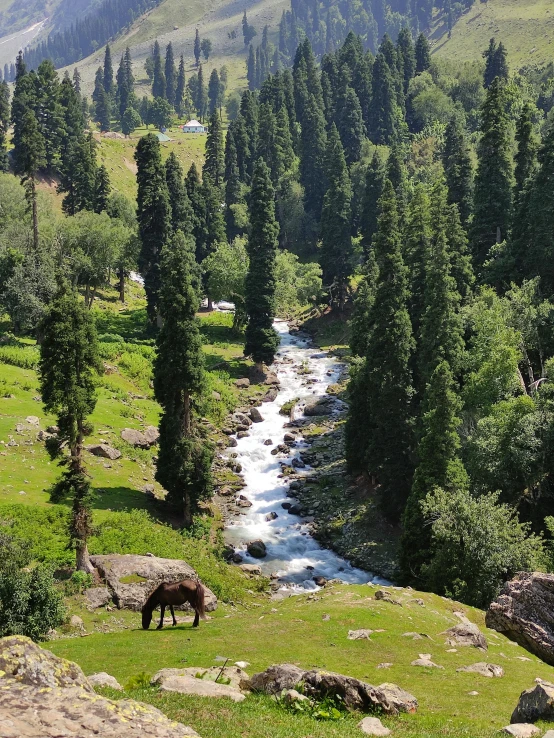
[511,682,554,723]
[0,636,198,737]
[442,622,487,650]
[87,444,121,460]
[358,717,391,736]
[502,726,540,737]
[89,554,217,612]
[88,672,123,690]
[456,662,504,678]
[235,378,250,389]
[303,398,335,417]
[249,664,305,694]
[247,540,267,558]
[85,587,111,610]
[152,666,249,693]
[249,407,264,423]
[486,572,554,665]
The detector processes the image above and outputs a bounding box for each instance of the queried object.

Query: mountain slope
[434,0,554,69]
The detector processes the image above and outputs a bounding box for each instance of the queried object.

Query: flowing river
[224,320,387,591]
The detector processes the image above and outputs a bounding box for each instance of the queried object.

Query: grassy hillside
[434,0,554,69]
[46,580,554,738]
[63,0,287,98]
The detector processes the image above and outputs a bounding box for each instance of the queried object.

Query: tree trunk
[76,541,95,573]
[183,491,193,529]
[207,295,213,311]
[31,176,39,250]
[118,269,125,302]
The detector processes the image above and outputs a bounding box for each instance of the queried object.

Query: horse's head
[141,606,152,630]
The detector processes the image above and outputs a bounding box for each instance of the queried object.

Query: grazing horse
[141,579,206,630]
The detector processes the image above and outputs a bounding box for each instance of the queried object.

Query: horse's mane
[142,583,163,611]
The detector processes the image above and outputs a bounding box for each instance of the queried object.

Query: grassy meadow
[46,581,554,738]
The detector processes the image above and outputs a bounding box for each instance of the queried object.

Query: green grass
[433,0,554,69]
[46,582,554,737]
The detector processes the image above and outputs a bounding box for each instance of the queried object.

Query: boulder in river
[486,572,554,665]
[249,407,264,423]
[89,554,217,612]
[247,540,267,558]
[0,635,199,737]
[303,397,336,416]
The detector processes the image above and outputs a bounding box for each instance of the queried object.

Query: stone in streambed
[265,512,278,521]
[247,540,267,558]
[249,407,264,423]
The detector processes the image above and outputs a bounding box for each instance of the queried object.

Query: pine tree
[94,83,111,132]
[154,232,212,526]
[484,38,509,88]
[165,42,176,107]
[247,45,256,91]
[346,179,415,520]
[396,27,416,93]
[415,33,431,73]
[514,102,538,195]
[175,55,186,116]
[103,44,113,95]
[73,68,82,95]
[12,108,46,250]
[208,68,222,116]
[472,77,514,267]
[204,110,225,187]
[447,203,475,301]
[59,132,98,215]
[224,127,244,240]
[400,360,468,581]
[34,60,65,172]
[417,180,464,390]
[350,248,378,357]
[135,134,172,324]
[443,116,473,227]
[404,183,431,344]
[165,152,193,235]
[39,282,102,571]
[152,40,166,100]
[116,47,135,122]
[185,163,207,261]
[195,65,207,120]
[369,53,401,145]
[94,165,111,213]
[360,151,385,258]
[194,29,201,67]
[0,80,9,172]
[245,159,280,369]
[336,86,365,165]
[320,124,353,310]
[299,93,327,217]
[201,173,226,260]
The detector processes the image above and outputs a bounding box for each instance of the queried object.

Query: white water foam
[224,320,388,590]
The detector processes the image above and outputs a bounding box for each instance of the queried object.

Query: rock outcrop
[249,664,417,715]
[121,426,159,448]
[511,682,554,723]
[0,636,198,737]
[456,662,504,678]
[486,572,554,665]
[89,554,217,612]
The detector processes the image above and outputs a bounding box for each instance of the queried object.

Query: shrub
[0,344,40,369]
[0,531,65,641]
[63,571,94,595]
[0,505,73,567]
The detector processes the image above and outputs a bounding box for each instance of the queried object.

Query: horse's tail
[195,582,207,620]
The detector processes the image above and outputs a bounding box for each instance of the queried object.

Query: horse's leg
[193,608,200,628]
[157,604,165,630]
[170,605,177,626]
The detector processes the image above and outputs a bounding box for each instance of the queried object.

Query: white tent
[182,119,205,133]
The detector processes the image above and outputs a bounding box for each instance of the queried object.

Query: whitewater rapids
[224,320,387,591]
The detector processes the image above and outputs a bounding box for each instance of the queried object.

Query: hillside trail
[224,319,388,591]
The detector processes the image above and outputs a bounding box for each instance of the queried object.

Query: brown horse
[141,579,206,630]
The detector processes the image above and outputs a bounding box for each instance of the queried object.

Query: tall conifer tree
[103,44,114,95]
[165,43,176,107]
[165,151,193,236]
[245,159,279,369]
[320,124,353,309]
[154,232,212,527]
[443,116,473,227]
[472,78,513,267]
[152,40,166,100]
[204,110,225,187]
[135,134,171,324]
[39,282,102,571]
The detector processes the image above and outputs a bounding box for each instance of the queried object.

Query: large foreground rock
[511,682,554,723]
[152,666,250,692]
[153,671,246,702]
[486,572,554,665]
[89,554,217,612]
[0,636,198,738]
[249,664,417,716]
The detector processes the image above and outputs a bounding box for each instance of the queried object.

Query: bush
[421,486,545,608]
[0,504,73,567]
[0,531,65,641]
[63,570,94,595]
[0,343,40,369]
